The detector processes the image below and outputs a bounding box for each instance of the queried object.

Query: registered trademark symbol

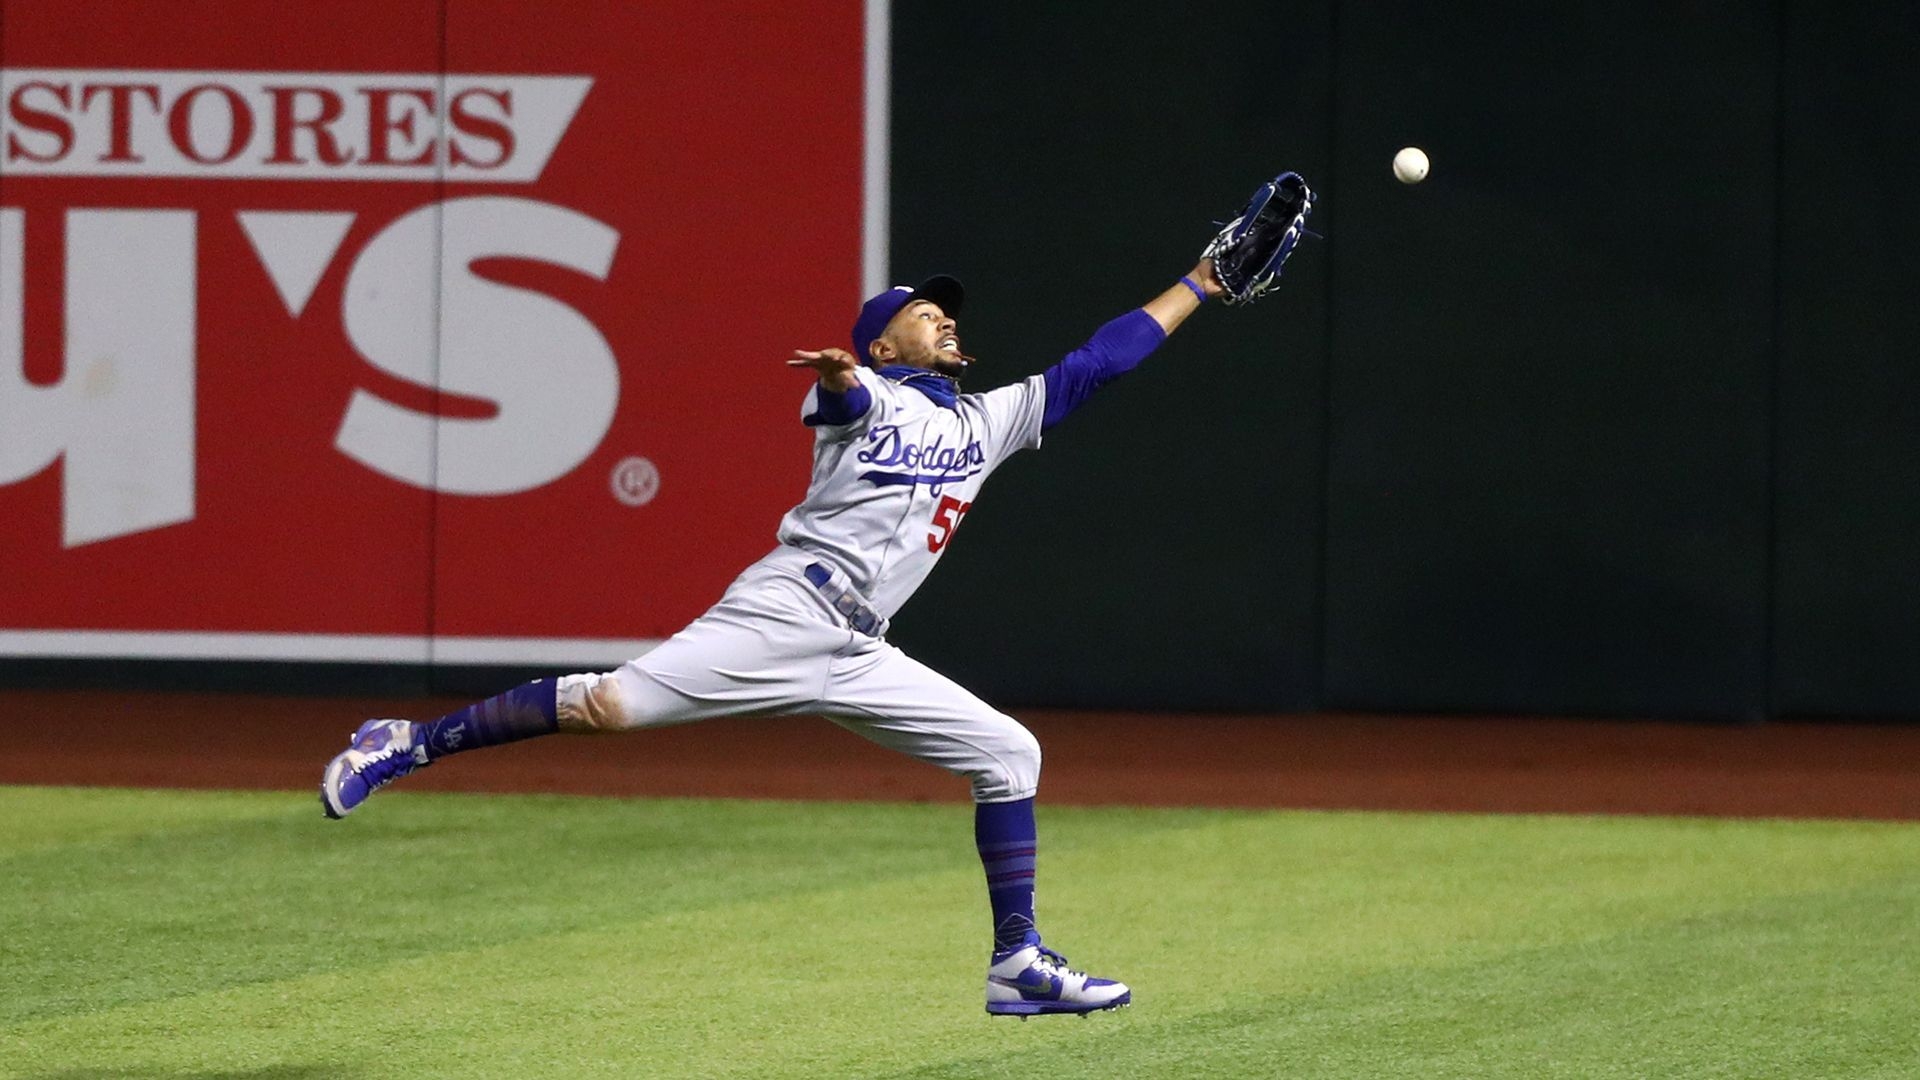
[610,456,661,506]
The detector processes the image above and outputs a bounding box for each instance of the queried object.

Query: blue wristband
[1180,275,1209,304]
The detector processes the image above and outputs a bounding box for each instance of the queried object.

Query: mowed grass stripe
[0,788,1223,1028]
[3,792,1227,1077]
[0,786,300,856]
[4,790,1918,1078]
[885,876,1920,1080]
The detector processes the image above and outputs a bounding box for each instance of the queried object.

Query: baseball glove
[1202,172,1315,305]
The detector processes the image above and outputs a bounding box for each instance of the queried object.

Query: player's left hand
[1203,171,1315,305]
[1188,258,1225,299]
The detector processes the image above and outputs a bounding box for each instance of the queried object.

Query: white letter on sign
[0,208,197,546]
[335,196,620,495]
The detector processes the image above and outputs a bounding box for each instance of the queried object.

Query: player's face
[875,301,967,378]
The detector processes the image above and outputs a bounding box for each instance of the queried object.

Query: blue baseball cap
[851,275,965,365]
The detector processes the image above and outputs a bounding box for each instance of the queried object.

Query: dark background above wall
[886,0,1920,720]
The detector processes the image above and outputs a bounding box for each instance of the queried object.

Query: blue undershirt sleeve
[1040,308,1168,431]
[802,381,873,427]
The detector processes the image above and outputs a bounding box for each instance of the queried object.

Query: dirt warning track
[3,689,1916,820]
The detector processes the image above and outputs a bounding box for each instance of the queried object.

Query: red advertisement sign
[0,0,871,664]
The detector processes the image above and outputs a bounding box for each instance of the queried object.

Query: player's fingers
[791,348,825,360]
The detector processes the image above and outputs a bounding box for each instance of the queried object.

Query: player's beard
[929,352,970,379]
[911,340,971,380]
[884,334,972,380]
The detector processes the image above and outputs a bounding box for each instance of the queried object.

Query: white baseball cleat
[320,719,428,819]
[985,938,1132,1017]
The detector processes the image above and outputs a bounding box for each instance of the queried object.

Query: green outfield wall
[886,0,1920,719]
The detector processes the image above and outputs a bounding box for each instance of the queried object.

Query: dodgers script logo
[856,425,984,494]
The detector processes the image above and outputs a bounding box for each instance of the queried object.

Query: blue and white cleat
[320,719,428,819]
[985,937,1131,1018]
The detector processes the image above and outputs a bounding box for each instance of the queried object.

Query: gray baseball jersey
[776,367,1047,618]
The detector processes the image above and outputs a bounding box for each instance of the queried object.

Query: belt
[803,562,888,637]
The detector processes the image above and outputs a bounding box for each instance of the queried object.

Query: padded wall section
[429,1,865,669]
[1321,5,1778,717]
[0,0,442,677]
[886,2,1333,710]
[1771,3,1920,715]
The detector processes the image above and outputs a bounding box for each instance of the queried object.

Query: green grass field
[3,786,1916,1079]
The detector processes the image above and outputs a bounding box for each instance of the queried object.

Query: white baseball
[1393,146,1429,184]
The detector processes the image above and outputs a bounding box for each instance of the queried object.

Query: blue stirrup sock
[975,796,1040,952]
[418,678,559,761]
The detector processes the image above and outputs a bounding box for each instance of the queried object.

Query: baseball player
[321,174,1313,1017]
